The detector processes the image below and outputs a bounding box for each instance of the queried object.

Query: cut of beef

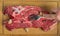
[3,6,56,31]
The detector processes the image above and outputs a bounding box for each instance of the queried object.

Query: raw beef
[3,6,56,31]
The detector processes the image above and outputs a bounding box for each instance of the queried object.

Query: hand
[57,11,60,21]
[51,8,60,21]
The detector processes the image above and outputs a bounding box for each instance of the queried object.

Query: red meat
[32,17,56,31]
[3,6,56,31]
[4,19,32,30]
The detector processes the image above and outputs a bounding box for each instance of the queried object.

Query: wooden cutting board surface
[0,0,59,36]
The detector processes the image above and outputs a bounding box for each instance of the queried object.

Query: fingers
[50,8,58,13]
[57,10,60,21]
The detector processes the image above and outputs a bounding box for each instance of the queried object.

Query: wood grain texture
[4,0,59,2]
[0,0,59,36]
[3,0,57,35]
[0,0,3,34]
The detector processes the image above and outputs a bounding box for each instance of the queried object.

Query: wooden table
[0,0,60,36]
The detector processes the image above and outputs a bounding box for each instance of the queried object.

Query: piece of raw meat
[3,6,56,31]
